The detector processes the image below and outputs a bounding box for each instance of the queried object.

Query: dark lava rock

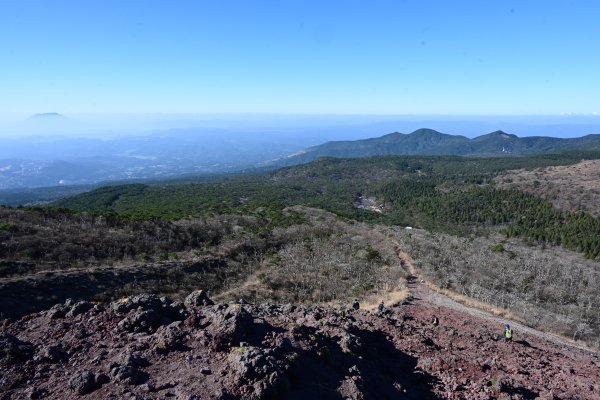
[185,290,215,306]
[208,305,254,351]
[24,387,47,399]
[110,365,149,385]
[154,321,187,352]
[229,347,279,381]
[73,327,88,339]
[33,343,69,363]
[68,370,97,395]
[0,332,34,363]
[46,304,67,319]
[117,309,163,333]
[119,352,149,369]
[111,294,187,327]
[96,373,110,385]
[339,332,362,354]
[229,347,289,399]
[66,301,94,318]
[110,294,168,314]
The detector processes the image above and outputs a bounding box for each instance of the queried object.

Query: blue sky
[1,0,599,116]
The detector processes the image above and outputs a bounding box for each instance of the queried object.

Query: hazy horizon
[2,112,600,140]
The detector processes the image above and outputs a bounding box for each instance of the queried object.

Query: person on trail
[377,300,384,315]
[504,323,513,341]
[431,316,439,326]
[352,299,360,310]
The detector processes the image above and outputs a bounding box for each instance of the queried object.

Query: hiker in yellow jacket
[504,323,513,341]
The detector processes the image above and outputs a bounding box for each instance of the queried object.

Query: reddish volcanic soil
[1,284,599,400]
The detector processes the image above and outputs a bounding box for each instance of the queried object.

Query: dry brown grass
[361,287,411,311]
[424,281,597,349]
[425,282,520,321]
[395,227,600,348]
[495,159,600,215]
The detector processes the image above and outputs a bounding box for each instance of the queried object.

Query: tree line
[44,152,600,260]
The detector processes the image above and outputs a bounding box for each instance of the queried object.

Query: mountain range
[4,125,600,200]
[275,128,600,166]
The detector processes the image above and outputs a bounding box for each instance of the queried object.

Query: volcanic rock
[68,370,97,395]
[109,365,148,385]
[46,304,67,319]
[33,343,68,363]
[229,347,279,381]
[1,290,600,399]
[0,332,34,363]
[117,309,163,333]
[153,321,186,352]
[185,289,215,306]
[66,301,94,318]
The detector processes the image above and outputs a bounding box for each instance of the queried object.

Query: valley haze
[2,113,600,195]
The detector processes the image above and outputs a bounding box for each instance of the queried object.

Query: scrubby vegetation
[396,228,600,347]
[215,208,404,304]
[3,151,600,348]
[0,206,304,271]
[496,159,600,216]
[0,206,404,317]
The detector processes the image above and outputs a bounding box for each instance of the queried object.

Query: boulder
[34,344,69,363]
[118,352,149,369]
[117,309,163,333]
[229,347,279,381]
[110,365,149,385]
[46,304,67,319]
[208,305,254,351]
[68,370,97,395]
[0,332,34,363]
[154,321,187,351]
[185,290,215,307]
[110,294,164,314]
[66,301,94,318]
[111,294,187,325]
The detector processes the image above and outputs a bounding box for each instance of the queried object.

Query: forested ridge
[52,152,600,260]
[276,128,600,166]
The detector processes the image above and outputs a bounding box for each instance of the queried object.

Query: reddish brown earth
[1,285,599,400]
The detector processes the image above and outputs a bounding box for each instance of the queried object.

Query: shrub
[491,243,505,252]
[0,223,16,231]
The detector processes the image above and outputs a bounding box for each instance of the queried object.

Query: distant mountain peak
[274,127,600,167]
[411,128,444,135]
[489,130,517,139]
[29,113,66,119]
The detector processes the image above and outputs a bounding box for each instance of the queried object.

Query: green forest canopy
[50,152,600,260]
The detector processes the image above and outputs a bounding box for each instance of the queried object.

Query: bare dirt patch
[354,195,384,213]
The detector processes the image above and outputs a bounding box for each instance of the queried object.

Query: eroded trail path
[393,241,597,356]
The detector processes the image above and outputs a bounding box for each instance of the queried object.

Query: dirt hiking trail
[393,241,596,356]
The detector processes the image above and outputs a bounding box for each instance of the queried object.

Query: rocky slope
[1,289,599,400]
